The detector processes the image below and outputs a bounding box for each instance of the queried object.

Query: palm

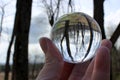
[60,61,91,80]
[36,38,112,80]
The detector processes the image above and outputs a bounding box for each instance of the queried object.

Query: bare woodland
[0,0,120,80]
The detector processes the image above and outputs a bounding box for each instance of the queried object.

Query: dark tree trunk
[110,23,120,45]
[12,0,32,80]
[93,0,106,39]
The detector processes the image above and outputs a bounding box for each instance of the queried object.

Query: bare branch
[110,23,120,45]
[0,4,5,34]
[68,0,74,12]
[41,0,75,26]
[0,0,13,34]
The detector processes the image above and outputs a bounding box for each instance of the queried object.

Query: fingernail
[40,37,48,54]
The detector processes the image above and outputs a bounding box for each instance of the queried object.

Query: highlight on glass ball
[51,12,102,63]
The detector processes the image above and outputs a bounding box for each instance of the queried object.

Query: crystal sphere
[51,12,102,63]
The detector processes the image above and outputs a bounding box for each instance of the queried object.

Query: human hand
[36,37,112,80]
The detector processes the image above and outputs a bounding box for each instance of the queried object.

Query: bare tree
[11,0,32,80]
[41,0,75,26]
[0,6,4,35]
[0,1,13,80]
[31,55,39,79]
[67,0,74,13]
[0,1,6,35]
[4,0,32,80]
[41,0,61,26]
[0,0,12,35]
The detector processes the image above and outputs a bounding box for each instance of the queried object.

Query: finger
[36,37,64,80]
[82,59,94,80]
[83,39,112,80]
[60,62,74,80]
[92,46,110,80]
[101,39,112,49]
[69,60,91,80]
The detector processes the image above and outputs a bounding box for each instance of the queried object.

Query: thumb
[36,37,64,80]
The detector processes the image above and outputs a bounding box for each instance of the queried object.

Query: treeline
[0,63,44,80]
[111,48,120,80]
[0,65,12,72]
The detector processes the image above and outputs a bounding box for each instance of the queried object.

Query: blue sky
[0,0,120,64]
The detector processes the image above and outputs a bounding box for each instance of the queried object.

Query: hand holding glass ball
[51,12,102,63]
[36,12,112,80]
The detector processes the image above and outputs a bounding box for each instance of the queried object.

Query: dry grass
[0,72,11,80]
[0,72,4,80]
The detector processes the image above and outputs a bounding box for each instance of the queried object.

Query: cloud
[0,13,51,63]
[1,0,120,64]
[104,9,120,50]
[105,9,120,26]
[0,42,13,64]
[105,9,120,38]
[78,0,93,16]
[28,43,45,63]
[29,13,51,44]
[28,13,51,63]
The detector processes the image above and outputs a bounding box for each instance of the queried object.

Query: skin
[36,37,112,80]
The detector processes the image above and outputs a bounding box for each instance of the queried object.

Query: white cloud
[104,9,120,50]
[115,37,120,50]
[29,13,51,43]
[1,0,120,64]
[78,0,93,17]
[28,43,45,63]
[0,42,13,64]
[29,13,51,63]
[105,9,120,38]
[105,9,120,26]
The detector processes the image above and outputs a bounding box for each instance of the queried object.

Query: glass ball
[51,12,102,63]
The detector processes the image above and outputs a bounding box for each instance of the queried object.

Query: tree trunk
[12,0,32,80]
[93,0,106,39]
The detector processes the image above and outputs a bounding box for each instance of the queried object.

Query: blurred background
[0,0,120,80]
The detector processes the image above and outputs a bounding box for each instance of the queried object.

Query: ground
[0,72,11,80]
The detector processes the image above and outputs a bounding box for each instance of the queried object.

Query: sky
[0,0,120,64]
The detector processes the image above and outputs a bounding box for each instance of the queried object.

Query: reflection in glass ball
[51,12,102,63]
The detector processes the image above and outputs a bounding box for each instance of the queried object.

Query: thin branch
[0,0,13,34]
[0,7,4,33]
[54,0,61,20]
